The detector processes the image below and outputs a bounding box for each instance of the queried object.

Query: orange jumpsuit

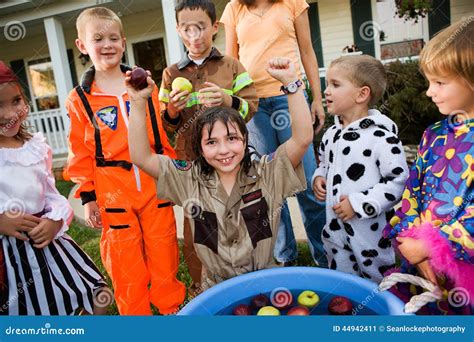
[66,65,185,315]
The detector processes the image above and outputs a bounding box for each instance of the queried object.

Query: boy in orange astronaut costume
[66,7,185,315]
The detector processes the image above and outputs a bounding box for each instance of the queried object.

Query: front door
[132,38,167,86]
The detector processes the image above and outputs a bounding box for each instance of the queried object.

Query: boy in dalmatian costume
[312,55,409,283]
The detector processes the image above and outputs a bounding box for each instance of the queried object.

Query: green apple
[171,77,193,92]
[297,290,320,308]
[257,306,280,316]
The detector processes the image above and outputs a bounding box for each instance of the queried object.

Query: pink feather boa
[398,222,474,304]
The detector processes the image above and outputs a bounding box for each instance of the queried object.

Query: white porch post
[161,0,184,65]
[43,17,72,132]
[371,0,381,60]
[422,17,430,44]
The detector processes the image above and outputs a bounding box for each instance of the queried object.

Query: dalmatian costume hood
[313,109,409,282]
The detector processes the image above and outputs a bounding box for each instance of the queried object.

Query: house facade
[0,0,472,157]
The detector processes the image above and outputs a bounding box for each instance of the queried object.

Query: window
[27,57,59,111]
[132,38,167,85]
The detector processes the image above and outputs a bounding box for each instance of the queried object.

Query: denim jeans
[247,92,327,266]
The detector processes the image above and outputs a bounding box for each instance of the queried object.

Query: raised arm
[126,70,162,180]
[266,57,313,168]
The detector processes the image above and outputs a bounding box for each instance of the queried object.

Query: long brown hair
[16,121,32,142]
[238,0,281,7]
[14,83,32,142]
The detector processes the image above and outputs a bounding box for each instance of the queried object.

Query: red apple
[129,67,148,90]
[232,304,252,316]
[251,294,269,311]
[287,306,310,316]
[328,296,353,315]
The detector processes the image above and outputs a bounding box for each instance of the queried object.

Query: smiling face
[0,82,28,139]
[425,73,474,118]
[324,66,363,116]
[76,18,125,71]
[200,119,246,177]
[176,8,218,60]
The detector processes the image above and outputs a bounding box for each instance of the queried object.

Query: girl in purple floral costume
[383,19,473,315]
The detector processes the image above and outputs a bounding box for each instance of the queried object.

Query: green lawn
[56,180,316,315]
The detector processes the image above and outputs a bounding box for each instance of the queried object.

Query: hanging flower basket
[395,0,432,23]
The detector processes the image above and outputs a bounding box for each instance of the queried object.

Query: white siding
[310,0,354,66]
[451,0,474,23]
[376,0,425,44]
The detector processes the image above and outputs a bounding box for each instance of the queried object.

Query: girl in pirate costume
[0,61,109,315]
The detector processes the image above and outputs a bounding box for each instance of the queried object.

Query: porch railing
[26,108,68,155]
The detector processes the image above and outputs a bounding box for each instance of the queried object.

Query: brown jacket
[154,145,306,288]
[159,48,258,160]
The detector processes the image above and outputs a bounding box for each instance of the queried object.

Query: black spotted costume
[312,110,409,282]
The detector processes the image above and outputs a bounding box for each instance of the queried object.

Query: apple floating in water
[232,304,252,316]
[172,77,193,92]
[257,306,280,316]
[287,306,310,316]
[129,67,148,90]
[251,294,269,311]
[297,290,320,309]
[328,296,353,315]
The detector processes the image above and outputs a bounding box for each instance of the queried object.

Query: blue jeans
[247,93,327,266]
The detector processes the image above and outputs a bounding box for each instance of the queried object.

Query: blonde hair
[329,55,387,107]
[76,7,124,40]
[419,18,473,86]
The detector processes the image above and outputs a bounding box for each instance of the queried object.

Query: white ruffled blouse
[0,132,72,237]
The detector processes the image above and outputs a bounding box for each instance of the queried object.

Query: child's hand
[29,218,62,249]
[0,213,41,241]
[416,260,438,285]
[266,57,297,86]
[198,82,232,108]
[125,68,154,102]
[396,236,437,284]
[333,195,355,222]
[313,176,327,201]
[311,100,326,134]
[167,89,191,118]
[84,201,102,229]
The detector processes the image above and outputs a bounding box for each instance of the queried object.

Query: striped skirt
[0,234,107,315]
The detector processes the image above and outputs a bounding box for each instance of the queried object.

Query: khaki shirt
[156,145,306,287]
[159,47,258,161]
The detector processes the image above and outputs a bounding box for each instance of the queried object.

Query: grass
[56,180,317,315]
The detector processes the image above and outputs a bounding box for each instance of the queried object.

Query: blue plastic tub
[178,267,409,315]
